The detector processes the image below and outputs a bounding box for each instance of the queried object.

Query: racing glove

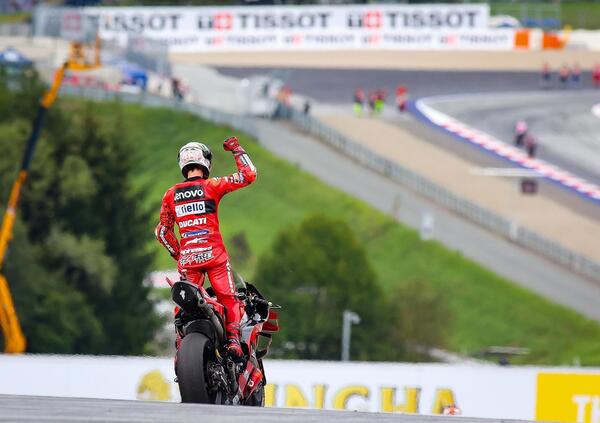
[223,136,245,154]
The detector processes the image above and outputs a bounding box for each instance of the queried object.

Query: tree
[254,214,395,361]
[72,102,160,355]
[3,219,106,353]
[388,278,453,361]
[0,71,160,354]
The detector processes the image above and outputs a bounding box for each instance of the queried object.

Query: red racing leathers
[155,141,257,342]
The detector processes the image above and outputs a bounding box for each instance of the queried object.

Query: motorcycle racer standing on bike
[155,137,257,361]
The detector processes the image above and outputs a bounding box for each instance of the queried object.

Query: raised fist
[223,136,243,153]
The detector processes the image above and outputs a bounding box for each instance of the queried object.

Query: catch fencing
[60,85,600,284]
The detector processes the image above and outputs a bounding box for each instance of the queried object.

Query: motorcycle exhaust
[197,296,225,345]
[227,360,240,404]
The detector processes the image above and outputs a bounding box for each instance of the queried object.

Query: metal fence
[60,85,600,284]
[60,85,262,144]
[0,24,31,37]
[287,108,600,285]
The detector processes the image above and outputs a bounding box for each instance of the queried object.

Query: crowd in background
[352,85,409,117]
[540,62,600,89]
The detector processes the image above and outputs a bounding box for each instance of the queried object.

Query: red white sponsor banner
[33,5,520,52]
[140,29,514,52]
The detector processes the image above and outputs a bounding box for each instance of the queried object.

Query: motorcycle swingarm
[183,319,220,347]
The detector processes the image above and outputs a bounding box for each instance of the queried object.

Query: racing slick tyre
[177,332,214,403]
[245,383,265,407]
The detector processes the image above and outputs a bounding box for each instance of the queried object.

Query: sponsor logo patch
[174,185,205,203]
[176,201,205,217]
[180,246,212,255]
[180,251,213,265]
[179,218,207,228]
[175,200,216,217]
[228,172,244,184]
[183,229,209,238]
[186,237,208,244]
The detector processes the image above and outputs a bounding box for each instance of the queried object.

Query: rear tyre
[177,332,214,403]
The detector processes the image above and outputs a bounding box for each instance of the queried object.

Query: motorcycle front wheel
[245,383,265,407]
[177,332,216,403]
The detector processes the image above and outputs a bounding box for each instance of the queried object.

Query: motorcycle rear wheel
[177,332,216,403]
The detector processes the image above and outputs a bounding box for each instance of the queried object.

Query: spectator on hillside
[559,64,570,88]
[374,89,386,115]
[353,88,365,116]
[367,91,377,116]
[540,62,552,89]
[395,85,408,112]
[171,77,183,101]
[273,85,292,119]
[303,100,311,116]
[514,120,528,147]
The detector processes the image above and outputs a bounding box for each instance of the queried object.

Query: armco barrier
[287,108,600,284]
[0,24,31,37]
[60,85,600,284]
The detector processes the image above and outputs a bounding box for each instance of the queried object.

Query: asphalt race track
[393,112,600,222]
[175,65,600,319]
[0,395,532,423]
[216,67,595,100]
[216,67,599,185]
[217,66,600,218]
[424,90,600,186]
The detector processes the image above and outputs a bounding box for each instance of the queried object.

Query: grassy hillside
[82,99,600,365]
[491,1,600,30]
[0,12,30,25]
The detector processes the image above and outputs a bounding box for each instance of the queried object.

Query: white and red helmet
[178,142,212,178]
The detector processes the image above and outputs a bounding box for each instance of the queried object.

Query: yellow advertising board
[537,373,600,423]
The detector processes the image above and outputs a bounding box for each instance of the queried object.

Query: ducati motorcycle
[169,275,280,405]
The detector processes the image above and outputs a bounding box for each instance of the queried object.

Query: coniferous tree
[0,71,160,354]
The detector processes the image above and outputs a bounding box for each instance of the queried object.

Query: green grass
[561,2,600,29]
[491,1,600,30]
[0,12,31,25]
[80,99,600,366]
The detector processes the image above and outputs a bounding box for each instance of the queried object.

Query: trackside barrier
[60,85,262,141]
[287,108,600,284]
[59,85,600,284]
[0,24,31,37]
[2,354,600,420]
